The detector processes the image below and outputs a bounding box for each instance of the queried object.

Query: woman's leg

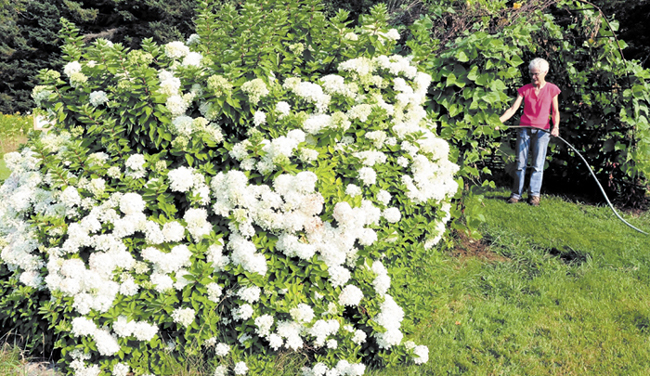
[529,129,551,197]
[512,128,531,199]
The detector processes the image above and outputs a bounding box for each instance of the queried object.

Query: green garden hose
[504,125,648,235]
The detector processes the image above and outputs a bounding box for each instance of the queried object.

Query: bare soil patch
[449,231,508,262]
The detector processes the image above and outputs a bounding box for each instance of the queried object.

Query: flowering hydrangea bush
[0,1,458,375]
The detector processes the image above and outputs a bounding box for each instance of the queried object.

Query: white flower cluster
[0,150,47,283]
[307,319,340,347]
[125,154,146,179]
[172,307,196,327]
[283,77,331,113]
[71,317,120,356]
[156,53,205,118]
[112,315,158,341]
[32,85,54,107]
[63,61,88,88]
[320,74,358,98]
[302,360,366,376]
[241,78,269,105]
[0,147,218,360]
[230,129,310,174]
[166,166,211,206]
[164,41,190,59]
[89,91,109,107]
[371,260,390,296]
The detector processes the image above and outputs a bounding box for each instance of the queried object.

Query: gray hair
[529,58,549,73]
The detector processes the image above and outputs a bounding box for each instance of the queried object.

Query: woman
[499,57,560,206]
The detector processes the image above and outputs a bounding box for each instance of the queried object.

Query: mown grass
[371,188,650,375]
[0,159,8,182]
[0,113,32,183]
[0,113,31,156]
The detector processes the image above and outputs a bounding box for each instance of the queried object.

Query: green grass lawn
[372,188,650,375]
[0,158,8,182]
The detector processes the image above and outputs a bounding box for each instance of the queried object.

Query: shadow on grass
[547,245,591,265]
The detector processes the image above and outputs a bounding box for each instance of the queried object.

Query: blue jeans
[512,128,551,199]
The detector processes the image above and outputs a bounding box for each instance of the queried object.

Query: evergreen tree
[0,0,197,114]
[0,0,62,113]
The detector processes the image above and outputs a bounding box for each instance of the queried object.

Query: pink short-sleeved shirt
[517,83,561,130]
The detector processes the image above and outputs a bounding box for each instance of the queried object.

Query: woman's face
[529,67,547,85]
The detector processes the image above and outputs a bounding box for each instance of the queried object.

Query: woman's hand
[551,126,559,137]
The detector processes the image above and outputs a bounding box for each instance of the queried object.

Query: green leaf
[476,73,490,87]
[446,73,457,87]
[467,66,479,81]
[508,55,524,67]
[456,50,469,62]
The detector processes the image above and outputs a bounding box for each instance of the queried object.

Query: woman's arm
[551,94,560,137]
[499,94,524,123]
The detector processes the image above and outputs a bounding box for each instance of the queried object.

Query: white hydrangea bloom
[320,75,355,98]
[168,167,195,192]
[213,365,228,376]
[348,104,373,122]
[338,285,363,306]
[357,167,376,186]
[372,294,405,349]
[232,304,254,321]
[290,303,315,324]
[186,34,200,45]
[383,207,401,223]
[413,345,429,364]
[207,282,223,302]
[254,314,274,337]
[133,321,158,341]
[241,78,269,105]
[113,362,130,376]
[215,342,230,356]
[328,265,351,287]
[276,101,291,118]
[238,286,261,303]
[166,94,189,116]
[159,70,181,96]
[60,186,81,208]
[71,317,97,337]
[377,190,391,205]
[253,110,267,126]
[345,184,362,197]
[89,91,109,107]
[93,328,120,356]
[119,192,145,215]
[64,61,82,77]
[338,57,374,77]
[182,51,203,67]
[171,115,194,136]
[164,41,190,59]
[234,361,248,375]
[172,307,196,328]
[184,208,212,242]
[162,221,185,242]
[289,81,330,113]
